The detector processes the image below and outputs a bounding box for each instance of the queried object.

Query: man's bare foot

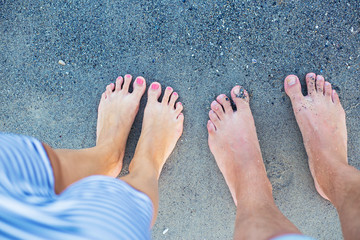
[207,86,273,206]
[284,73,348,201]
[96,74,146,176]
[129,82,184,178]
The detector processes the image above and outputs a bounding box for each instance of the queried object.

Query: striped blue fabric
[0,133,153,239]
[271,234,316,240]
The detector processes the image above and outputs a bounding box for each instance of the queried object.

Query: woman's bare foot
[284,73,348,201]
[207,86,272,206]
[129,82,184,178]
[96,74,146,175]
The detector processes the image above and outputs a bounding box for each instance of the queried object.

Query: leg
[207,87,300,240]
[285,73,360,240]
[46,74,146,193]
[120,82,184,225]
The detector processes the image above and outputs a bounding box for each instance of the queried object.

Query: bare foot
[129,82,184,178]
[96,74,146,175]
[284,73,348,201]
[207,86,272,206]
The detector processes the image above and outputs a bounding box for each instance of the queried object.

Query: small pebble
[163,228,169,234]
[58,60,66,66]
[252,59,257,63]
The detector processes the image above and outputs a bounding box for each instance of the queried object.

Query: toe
[284,75,304,103]
[115,76,123,92]
[231,85,249,110]
[106,83,115,96]
[122,74,132,92]
[102,92,106,100]
[332,90,340,104]
[175,102,183,115]
[216,94,233,114]
[162,87,174,105]
[207,120,216,133]
[211,100,224,120]
[209,110,220,129]
[170,92,179,108]
[324,81,332,98]
[132,76,146,97]
[306,72,316,95]
[177,112,184,122]
[148,82,162,102]
[316,75,325,94]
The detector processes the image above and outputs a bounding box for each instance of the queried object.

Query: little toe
[284,75,304,103]
[162,87,174,105]
[211,100,224,119]
[132,76,146,97]
[177,112,184,122]
[306,72,316,95]
[209,110,220,129]
[324,81,332,98]
[169,92,179,108]
[316,75,325,94]
[216,94,233,114]
[122,74,132,92]
[106,83,115,96]
[207,120,216,133]
[102,92,107,100]
[115,76,123,92]
[231,85,249,110]
[175,102,183,114]
[148,82,162,102]
[332,90,340,104]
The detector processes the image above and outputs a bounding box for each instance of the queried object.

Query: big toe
[148,82,162,102]
[132,76,146,98]
[231,85,249,110]
[284,75,303,102]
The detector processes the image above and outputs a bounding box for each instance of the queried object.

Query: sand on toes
[207,86,271,206]
[96,74,146,173]
[284,73,348,201]
[129,82,184,178]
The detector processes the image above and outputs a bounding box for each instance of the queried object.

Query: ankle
[94,143,124,167]
[330,165,360,209]
[130,153,161,179]
[235,173,273,206]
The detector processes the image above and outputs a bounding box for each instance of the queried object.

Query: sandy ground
[0,1,359,239]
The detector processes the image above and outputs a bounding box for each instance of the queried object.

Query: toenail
[234,87,240,95]
[151,83,159,90]
[173,92,178,96]
[287,76,296,86]
[166,87,173,91]
[125,74,131,78]
[308,73,315,78]
[325,82,330,87]
[136,78,144,85]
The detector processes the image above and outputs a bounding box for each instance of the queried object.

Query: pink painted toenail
[178,102,182,105]
[125,74,131,78]
[166,87,172,91]
[136,78,144,85]
[151,83,159,90]
[173,92,178,96]
[287,76,296,86]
